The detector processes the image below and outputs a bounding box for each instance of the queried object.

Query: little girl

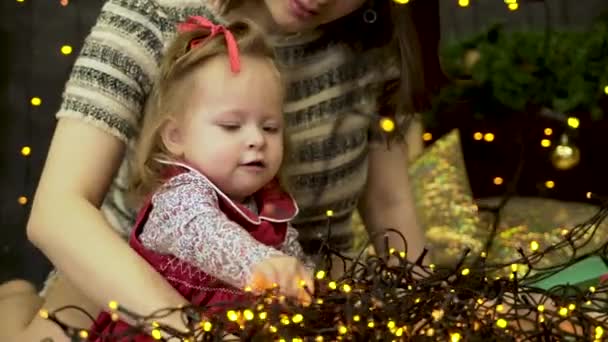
[90,16,314,340]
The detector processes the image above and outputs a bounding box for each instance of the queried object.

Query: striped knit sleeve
[56,0,167,142]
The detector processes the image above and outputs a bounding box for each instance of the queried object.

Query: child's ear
[160,118,185,156]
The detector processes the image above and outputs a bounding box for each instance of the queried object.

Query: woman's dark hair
[325,0,447,117]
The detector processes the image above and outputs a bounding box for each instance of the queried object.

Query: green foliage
[427,16,608,126]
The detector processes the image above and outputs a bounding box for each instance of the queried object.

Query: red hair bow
[177,16,241,73]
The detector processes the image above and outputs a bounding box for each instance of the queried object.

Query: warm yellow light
[589,286,597,293]
[353,315,360,322]
[508,3,519,10]
[315,270,326,279]
[30,97,42,106]
[537,304,545,312]
[21,146,31,156]
[292,314,304,323]
[541,139,551,147]
[496,318,508,329]
[461,268,470,276]
[259,312,267,320]
[544,128,553,136]
[483,133,495,142]
[60,45,73,55]
[604,86,608,95]
[151,329,162,340]
[243,310,254,321]
[530,241,540,252]
[326,209,334,217]
[558,307,569,316]
[422,132,433,141]
[227,310,239,321]
[338,325,347,334]
[493,177,503,185]
[380,117,395,132]
[496,304,505,312]
[450,332,462,342]
[18,196,28,205]
[473,132,483,140]
[393,0,410,4]
[596,326,604,339]
[79,330,89,339]
[201,321,212,331]
[458,0,470,7]
[108,300,119,310]
[567,117,580,129]
[545,180,555,189]
[39,309,49,319]
[328,281,337,290]
[342,284,352,293]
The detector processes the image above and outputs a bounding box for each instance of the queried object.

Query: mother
[2,0,444,340]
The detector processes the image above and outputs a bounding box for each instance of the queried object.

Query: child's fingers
[250,266,278,293]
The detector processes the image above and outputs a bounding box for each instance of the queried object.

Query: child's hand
[250,256,314,305]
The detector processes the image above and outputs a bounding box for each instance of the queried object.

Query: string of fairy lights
[42,206,608,341]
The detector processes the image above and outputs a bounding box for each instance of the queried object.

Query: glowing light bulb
[567,117,580,129]
[380,117,395,132]
[61,45,73,55]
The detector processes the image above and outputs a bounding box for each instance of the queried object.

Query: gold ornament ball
[550,135,580,170]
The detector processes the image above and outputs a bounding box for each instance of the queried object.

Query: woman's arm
[359,119,426,261]
[27,119,189,328]
[27,0,190,331]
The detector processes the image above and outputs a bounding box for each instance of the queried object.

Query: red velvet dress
[89,163,305,341]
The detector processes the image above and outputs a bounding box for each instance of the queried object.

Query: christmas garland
[426,13,608,127]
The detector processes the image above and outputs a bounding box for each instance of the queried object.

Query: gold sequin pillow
[408,129,486,266]
[351,130,486,265]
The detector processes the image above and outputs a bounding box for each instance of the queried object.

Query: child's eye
[263,126,280,133]
[219,123,240,131]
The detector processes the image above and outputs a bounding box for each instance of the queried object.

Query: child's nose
[246,128,265,148]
